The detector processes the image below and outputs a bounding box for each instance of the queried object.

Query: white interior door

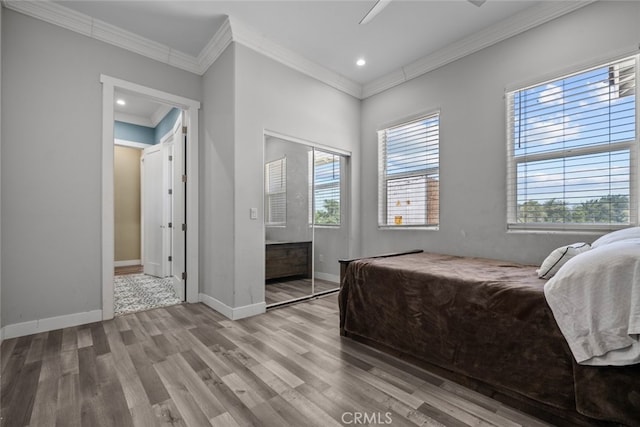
[170,117,186,301]
[141,114,185,298]
[141,144,164,277]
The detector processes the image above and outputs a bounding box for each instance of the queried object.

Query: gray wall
[360,1,640,265]
[1,10,201,326]
[232,43,360,308]
[200,44,236,308]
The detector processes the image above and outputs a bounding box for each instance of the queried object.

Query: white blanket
[544,238,640,366]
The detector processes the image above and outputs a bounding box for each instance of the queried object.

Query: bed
[339,248,640,427]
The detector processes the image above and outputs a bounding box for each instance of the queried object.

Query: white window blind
[265,157,286,225]
[507,56,638,230]
[309,150,341,225]
[378,113,440,227]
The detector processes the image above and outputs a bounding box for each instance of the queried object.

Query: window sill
[311,224,341,229]
[378,225,439,231]
[507,223,633,234]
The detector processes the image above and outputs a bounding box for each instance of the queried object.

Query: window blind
[378,113,440,227]
[265,157,286,225]
[310,150,341,225]
[507,56,638,230]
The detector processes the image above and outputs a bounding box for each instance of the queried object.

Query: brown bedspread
[339,252,640,426]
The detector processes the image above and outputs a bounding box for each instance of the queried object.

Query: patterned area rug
[114,274,182,316]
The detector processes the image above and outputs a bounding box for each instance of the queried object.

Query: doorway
[112,99,186,315]
[101,75,200,320]
[264,132,350,307]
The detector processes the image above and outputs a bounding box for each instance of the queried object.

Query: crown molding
[1,0,360,97]
[362,0,596,98]
[4,0,595,100]
[114,105,173,128]
[150,104,173,127]
[198,18,234,72]
[229,17,363,99]
[91,19,171,65]
[3,0,92,36]
[3,0,202,74]
[114,112,153,128]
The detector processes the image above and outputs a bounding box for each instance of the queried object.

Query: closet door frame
[263,130,351,307]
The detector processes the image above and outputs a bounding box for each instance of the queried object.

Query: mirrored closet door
[264,135,349,307]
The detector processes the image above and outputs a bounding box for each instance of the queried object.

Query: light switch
[250,207,258,220]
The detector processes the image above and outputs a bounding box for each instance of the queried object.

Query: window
[310,150,341,225]
[507,56,638,230]
[378,113,440,227]
[265,157,286,225]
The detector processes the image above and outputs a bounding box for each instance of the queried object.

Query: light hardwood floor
[265,278,338,305]
[0,294,553,427]
[115,265,144,276]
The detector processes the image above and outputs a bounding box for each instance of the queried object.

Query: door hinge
[168,189,173,195]
[169,155,173,161]
[168,222,172,228]
[182,174,187,183]
[181,272,187,280]
[168,256,172,262]
[182,126,188,135]
[181,223,187,232]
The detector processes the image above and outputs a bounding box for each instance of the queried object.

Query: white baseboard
[199,293,265,320]
[2,309,103,340]
[233,301,267,319]
[314,272,340,284]
[199,293,233,318]
[114,259,141,267]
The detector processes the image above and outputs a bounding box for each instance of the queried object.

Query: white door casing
[171,117,186,301]
[101,75,200,320]
[160,114,186,300]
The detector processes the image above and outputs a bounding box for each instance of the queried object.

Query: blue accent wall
[114,108,181,146]
[114,121,154,145]
[154,108,181,144]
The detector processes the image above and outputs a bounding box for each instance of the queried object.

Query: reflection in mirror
[310,149,347,292]
[264,135,348,307]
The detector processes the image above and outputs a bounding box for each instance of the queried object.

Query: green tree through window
[310,150,341,226]
[517,195,629,224]
[315,199,340,225]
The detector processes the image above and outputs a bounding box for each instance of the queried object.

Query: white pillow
[592,227,640,248]
[544,238,640,365]
[537,242,591,279]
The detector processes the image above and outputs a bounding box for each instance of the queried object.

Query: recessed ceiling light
[116,99,126,106]
[356,58,366,67]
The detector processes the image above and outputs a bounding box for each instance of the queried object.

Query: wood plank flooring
[115,265,144,276]
[265,278,338,306]
[0,294,552,427]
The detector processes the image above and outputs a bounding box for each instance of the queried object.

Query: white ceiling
[57,0,540,85]
[114,88,172,127]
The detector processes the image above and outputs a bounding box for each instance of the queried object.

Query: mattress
[339,251,640,426]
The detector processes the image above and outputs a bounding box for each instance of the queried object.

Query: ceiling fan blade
[468,0,487,6]
[359,0,393,25]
